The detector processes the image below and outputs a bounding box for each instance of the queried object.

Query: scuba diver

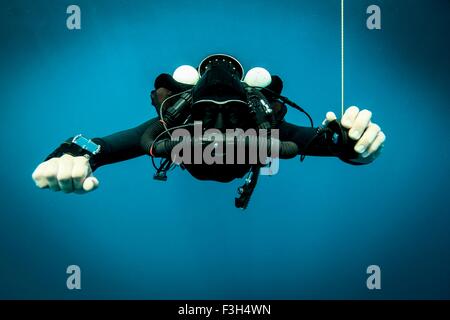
[32,54,386,209]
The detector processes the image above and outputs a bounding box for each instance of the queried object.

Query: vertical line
[341,0,345,116]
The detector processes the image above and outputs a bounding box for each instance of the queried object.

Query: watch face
[73,135,99,154]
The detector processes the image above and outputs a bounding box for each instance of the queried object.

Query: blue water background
[0,0,449,298]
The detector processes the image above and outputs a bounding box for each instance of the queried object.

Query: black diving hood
[192,54,248,105]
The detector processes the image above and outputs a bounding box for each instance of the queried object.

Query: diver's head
[190,54,249,130]
[169,54,275,130]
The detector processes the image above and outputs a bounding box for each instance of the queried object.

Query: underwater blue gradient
[0,0,449,299]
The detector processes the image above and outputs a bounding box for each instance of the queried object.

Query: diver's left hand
[323,106,386,159]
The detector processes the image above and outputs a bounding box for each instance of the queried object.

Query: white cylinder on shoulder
[172,65,200,85]
[243,67,272,88]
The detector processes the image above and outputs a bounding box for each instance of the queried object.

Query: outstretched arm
[279,121,332,157]
[32,118,159,193]
[280,106,386,164]
[86,118,159,170]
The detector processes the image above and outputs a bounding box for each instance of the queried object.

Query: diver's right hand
[32,154,99,193]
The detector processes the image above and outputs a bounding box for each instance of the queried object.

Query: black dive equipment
[140,54,304,209]
[140,54,355,209]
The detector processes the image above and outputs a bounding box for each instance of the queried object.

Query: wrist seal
[44,135,102,166]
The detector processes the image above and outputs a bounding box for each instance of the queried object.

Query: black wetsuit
[79,118,369,172]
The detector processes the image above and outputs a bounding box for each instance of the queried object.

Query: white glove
[32,154,99,193]
[323,106,386,159]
